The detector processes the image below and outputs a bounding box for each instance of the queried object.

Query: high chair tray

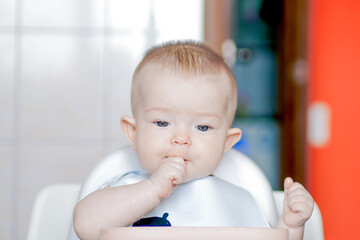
[100,227,288,240]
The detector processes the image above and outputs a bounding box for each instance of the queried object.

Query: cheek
[195,131,227,154]
[135,127,169,172]
[193,134,226,168]
[136,128,169,152]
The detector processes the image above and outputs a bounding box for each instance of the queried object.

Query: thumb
[284,177,294,191]
[283,177,294,213]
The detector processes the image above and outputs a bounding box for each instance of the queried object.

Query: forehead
[131,63,238,123]
[136,63,232,90]
[134,65,232,114]
[137,65,231,97]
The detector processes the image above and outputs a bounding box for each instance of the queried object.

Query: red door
[308,0,360,238]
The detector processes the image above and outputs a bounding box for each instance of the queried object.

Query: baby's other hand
[150,157,186,199]
[282,177,314,228]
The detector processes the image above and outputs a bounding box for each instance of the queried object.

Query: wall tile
[0,0,15,26]
[153,0,203,35]
[19,34,103,140]
[106,0,150,30]
[103,33,146,140]
[156,32,203,45]
[21,0,103,28]
[17,142,103,240]
[0,35,14,138]
[0,144,14,240]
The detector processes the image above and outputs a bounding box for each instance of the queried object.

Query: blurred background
[0,0,359,239]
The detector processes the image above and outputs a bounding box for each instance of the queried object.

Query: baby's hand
[150,157,186,199]
[282,177,314,228]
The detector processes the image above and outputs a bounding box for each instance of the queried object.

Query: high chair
[27,145,324,240]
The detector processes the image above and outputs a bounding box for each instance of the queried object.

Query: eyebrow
[196,112,222,120]
[145,107,171,113]
[146,107,222,120]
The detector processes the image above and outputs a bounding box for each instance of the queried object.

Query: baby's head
[131,40,238,122]
[122,40,241,182]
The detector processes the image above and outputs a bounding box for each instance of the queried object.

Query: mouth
[166,155,189,164]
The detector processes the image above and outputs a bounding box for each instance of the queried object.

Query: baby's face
[132,66,237,182]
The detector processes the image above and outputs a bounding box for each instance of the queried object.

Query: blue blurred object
[232,118,280,189]
[231,43,278,117]
[230,0,282,190]
[233,129,252,156]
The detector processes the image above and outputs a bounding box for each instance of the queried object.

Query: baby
[73,40,314,240]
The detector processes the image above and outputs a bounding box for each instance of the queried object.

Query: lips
[166,155,189,162]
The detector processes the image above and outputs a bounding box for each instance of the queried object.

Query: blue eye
[155,121,169,127]
[196,125,209,132]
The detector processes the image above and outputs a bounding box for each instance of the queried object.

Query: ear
[121,115,136,150]
[224,128,242,153]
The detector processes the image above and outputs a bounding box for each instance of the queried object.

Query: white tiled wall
[19,34,103,140]
[0,0,15,27]
[0,35,15,139]
[0,144,13,240]
[21,0,104,28]
[0,0,203,239]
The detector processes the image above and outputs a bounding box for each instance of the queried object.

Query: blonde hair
[131,40,238,123]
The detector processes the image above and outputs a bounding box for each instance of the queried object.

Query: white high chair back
[213,149,278,226]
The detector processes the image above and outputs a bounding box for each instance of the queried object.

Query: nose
[171,134,192,146]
